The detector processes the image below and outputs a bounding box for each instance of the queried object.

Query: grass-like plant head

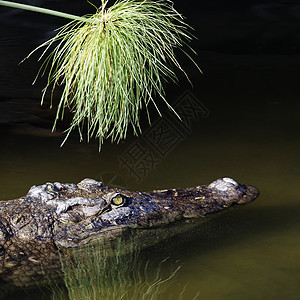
[28,0,201,147]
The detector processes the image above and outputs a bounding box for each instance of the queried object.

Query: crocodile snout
[208,177,258,205]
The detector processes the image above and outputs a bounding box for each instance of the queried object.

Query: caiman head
[0,177,259,249]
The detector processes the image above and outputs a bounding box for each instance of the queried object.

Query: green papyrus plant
[0,0,201,148]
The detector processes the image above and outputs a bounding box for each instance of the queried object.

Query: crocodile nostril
[46,183,55,193]
[222,178,238,186]
[208,178,239,191]
[53,182,64,191]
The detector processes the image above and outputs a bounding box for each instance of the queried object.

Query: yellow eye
[111,195,124,206]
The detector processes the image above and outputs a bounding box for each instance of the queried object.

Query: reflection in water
[52,237,182,300]
[1,222,204,300]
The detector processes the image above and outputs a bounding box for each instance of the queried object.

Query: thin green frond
[26,0,201,148]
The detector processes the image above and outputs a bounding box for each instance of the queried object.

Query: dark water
[0,1,299,299]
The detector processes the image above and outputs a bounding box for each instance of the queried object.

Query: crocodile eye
[111,195,125,206]
[103,192,127,208]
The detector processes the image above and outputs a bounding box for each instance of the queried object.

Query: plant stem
[0,0,90,22]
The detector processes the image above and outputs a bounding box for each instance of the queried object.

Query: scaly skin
[0,177,258,287]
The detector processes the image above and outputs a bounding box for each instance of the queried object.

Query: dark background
[0,0,299,120]
[0,0,299,115]
[0,0,299,192]
[0,0,299,179]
